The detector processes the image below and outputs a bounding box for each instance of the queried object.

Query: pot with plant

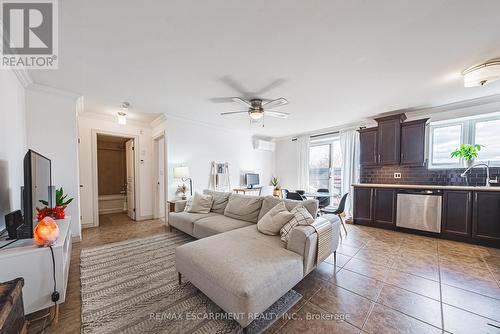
[176,184,188,200]
[38,187,73,220]
[451,144,483,167]
[271,177,281,197]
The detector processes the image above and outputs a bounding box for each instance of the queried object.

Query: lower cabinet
[354,187,373,225]
[473,192,500,245]
[373,189,396,226]
[354,187,395,228]
[442,190,472,237]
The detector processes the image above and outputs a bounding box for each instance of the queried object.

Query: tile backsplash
[359,165,500,187]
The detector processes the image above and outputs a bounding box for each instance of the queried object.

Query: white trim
[150,114,167,129]
[79,112,154,128]
[152,132,167,222]
[13,68,33,87]
[91,130,140,227]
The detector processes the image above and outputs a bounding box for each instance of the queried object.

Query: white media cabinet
[0,217,72,315]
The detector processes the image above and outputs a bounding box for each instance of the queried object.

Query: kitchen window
[428,113,500,168]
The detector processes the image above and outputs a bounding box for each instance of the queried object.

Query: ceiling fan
[220,97,289,121]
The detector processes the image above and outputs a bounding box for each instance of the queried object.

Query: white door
[125,139,135,220]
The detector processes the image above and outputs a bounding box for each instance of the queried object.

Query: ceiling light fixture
[249,111,264,120]
[117,102,130,125]
[462,58,500,87]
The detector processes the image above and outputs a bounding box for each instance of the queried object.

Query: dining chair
[287,192,305,201]
[321,193,349,237]
[295,190,305,196]
[317,188,330,209]
[259,185,275,197]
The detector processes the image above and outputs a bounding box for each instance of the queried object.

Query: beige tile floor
[269,224,500,334]
[28,214,500,334]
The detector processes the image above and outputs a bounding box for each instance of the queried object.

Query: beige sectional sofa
[172,191,340,328]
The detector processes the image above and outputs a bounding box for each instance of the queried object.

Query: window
[474,119,500,162]
[429,113,500,168]
[308,137,343,197]
[430,124,462,167]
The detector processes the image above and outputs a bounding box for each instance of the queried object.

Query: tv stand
[0,217,72,316]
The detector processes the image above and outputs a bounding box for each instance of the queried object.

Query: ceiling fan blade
[220,111,248,116]
[263,97,288,109]
[231,97,252,108]
[265,110,289,119]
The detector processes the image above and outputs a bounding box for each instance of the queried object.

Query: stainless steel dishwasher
[396,189,442,233]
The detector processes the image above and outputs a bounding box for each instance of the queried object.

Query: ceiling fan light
[463,58,500,87]
[117,111,127,125]
[249,111,263,120]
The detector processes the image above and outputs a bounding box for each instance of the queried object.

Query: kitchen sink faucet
[460,162,498,187]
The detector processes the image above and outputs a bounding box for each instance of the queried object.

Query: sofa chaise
[171,191,340,328]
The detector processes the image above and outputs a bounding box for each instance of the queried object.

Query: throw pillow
[187,192,214,214]
[257,202,294,235]
[203,190,230,214]
[280,205,314,243]
[183,198,193,212]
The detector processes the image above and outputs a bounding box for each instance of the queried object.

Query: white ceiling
[30,0,500,137]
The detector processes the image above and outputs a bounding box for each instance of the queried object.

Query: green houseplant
[451,144,483,166]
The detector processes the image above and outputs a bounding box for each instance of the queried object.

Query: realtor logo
[1,0,58,69]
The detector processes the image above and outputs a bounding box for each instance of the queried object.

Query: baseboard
[137,215,154,221]
[99,208,126,215]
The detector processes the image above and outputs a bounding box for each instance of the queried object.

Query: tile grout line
[436,241,445,334]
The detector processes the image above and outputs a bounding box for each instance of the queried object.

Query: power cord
[0,239,19,249]
[28,246,60,334]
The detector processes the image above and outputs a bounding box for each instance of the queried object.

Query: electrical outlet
[394,172,402,179]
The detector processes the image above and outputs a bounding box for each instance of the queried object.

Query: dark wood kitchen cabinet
[400,119,428,166]
[375,114,406,165]
[442,190,472,238]
[473,192,500,245]
[353,187,373,225]
[373,188,396,226]
[359,128,378,166]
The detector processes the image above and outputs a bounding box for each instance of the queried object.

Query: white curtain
[296,135,310,191]
[340,129,360,218]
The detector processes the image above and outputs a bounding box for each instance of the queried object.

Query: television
[245,173,260,189]
[19,150,52,239]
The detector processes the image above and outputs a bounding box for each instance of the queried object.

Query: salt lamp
[34,217,60,247]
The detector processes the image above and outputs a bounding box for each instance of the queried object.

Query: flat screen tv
[245,173,259,189]
[21,150,52,239]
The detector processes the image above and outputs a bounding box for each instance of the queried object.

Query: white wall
[275,137,300,191]
[78,114,154,226]
[25,87,81,239]
[0,70,26,232]
[165,117,275,199]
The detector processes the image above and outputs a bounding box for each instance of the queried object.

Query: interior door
[157,137,165,220]
[125,139,135,220]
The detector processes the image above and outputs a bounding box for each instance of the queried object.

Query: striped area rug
[80,233,301,334]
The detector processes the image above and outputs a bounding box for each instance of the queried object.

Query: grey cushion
[175,226,303,328]
[257,202,294,235]
[187,192,213,213]
[193,215,254,239]
[203,190,231,214]
[169,212,219,236]
[223,194,263,223]
[280,206,314,243]
[258,196,318,221]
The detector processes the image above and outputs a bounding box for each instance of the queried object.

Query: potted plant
[38,187,73,220]
[271,177,281,197]
[451,144,483,167]
[176,184,187,200]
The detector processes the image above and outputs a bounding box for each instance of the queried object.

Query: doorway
[93,133,137,226]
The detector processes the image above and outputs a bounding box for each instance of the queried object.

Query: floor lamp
[174,166,193,196]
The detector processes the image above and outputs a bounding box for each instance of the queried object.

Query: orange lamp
[34,217,60,247]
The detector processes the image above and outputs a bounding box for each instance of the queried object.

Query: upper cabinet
[375,114,406,165]
[400,119,429,166]
[359,128,378,166]
[359,113,428,167]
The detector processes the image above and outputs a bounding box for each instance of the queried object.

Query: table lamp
[174,166,193,196]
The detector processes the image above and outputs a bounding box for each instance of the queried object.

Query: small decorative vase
[466,159,474,168]
[52,206,66,219]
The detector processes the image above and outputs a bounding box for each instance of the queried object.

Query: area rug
[80,233,302,334]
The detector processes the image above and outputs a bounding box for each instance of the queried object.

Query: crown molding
[12,67,33,87]
[150,114,167,129]
[79,111,154,128]
[164,112,253,136]
[26,82,81,99]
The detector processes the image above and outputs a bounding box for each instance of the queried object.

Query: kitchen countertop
[352,183,500,192]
